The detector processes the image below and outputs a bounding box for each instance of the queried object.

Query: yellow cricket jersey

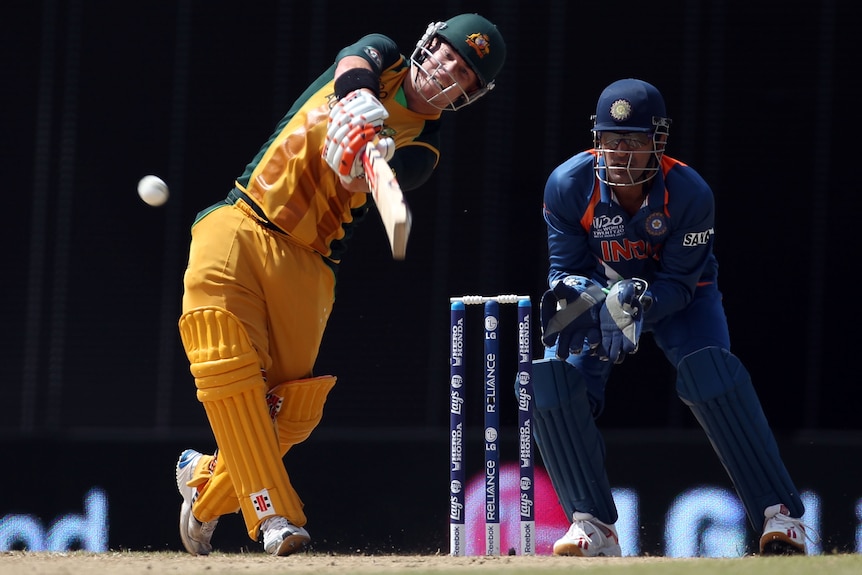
[226,34,443,264]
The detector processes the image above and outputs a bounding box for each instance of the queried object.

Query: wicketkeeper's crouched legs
[676,346,804,530]
[179,306,315,541]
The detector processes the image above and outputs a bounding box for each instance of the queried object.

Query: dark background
[2,0,859,556]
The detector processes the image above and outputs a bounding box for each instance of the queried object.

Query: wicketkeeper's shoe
[261,515,311,556]
[176,449,219,556]
[759,503,807,555]
[553,511,621,557]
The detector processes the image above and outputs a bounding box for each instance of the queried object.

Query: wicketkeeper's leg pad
[179,306,306,540]
[676,346,804,529]
[268,376,337,449]
[531,358,618,524]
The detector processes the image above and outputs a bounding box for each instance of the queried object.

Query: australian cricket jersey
[225,34,442,263]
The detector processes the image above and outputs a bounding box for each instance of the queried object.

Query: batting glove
[323,90,391,183]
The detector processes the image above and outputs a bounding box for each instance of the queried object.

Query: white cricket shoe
[759,503,807,555]
[176,449,219,556]
[553,511,621,557]
[261,515,311,556]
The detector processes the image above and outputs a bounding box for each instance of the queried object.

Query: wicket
[449,295,534,556]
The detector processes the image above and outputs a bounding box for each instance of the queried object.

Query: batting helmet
[435,13,506,91]
[411,14,506,110]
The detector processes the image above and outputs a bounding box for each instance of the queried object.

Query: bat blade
[362,142,412,260]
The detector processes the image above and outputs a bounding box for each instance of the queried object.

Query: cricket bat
[362,140,412,260]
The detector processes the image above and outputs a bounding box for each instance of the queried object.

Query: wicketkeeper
[532,78,811,557]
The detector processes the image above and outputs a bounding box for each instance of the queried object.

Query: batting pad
[676,347,804,528]
[179,306,306,540]
[188,452,242,522]
[175,376,338,525]
[531,358,618,525]
[184,452,217,488]
[268,376,337,448]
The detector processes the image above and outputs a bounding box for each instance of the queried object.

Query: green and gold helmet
[410,14,507,111]
[436,14,506,91]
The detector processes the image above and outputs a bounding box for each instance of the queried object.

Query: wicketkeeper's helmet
[591,79,672,187]
[592,78,671,135]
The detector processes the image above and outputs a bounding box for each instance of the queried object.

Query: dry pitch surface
[2,551,862,575]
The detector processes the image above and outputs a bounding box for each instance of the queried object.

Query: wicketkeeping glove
[540,275,607,360]
[599,278,649,364]
[323,90,394,183]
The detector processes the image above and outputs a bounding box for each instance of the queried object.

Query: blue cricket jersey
[542,150,719,324]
